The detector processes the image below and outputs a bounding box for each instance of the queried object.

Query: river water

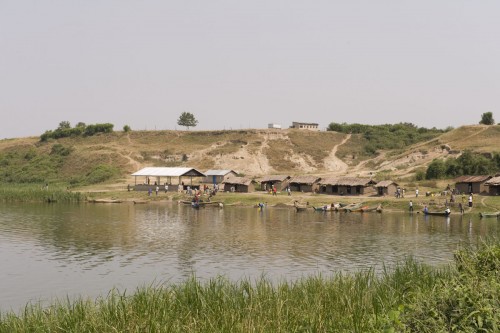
[0,202,498,312]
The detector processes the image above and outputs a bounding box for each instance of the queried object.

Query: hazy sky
[1,1,499,139]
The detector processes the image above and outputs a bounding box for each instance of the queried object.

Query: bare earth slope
[0,125,499,186]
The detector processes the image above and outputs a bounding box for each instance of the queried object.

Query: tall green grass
[0,184,84,203]
[0,240,498,332]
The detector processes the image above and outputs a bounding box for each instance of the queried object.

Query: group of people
[409,191,474,215]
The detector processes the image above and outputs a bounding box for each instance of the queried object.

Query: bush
[85,164,119,184]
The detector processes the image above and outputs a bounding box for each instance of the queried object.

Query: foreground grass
[0,184,84,203]
[1,240,498,332]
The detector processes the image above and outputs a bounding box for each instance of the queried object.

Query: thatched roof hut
[454,175,492,194]
[374,180,399,196]
[222,177,256,193]
[485,176,500,196]
[289,175,321,193]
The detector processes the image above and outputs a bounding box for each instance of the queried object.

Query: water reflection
[0,202,499,311]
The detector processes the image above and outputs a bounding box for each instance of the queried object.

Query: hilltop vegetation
[0,124,499,188]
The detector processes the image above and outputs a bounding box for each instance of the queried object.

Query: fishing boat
[313,205,335,212]
[361,204,383,213]
[133,200,148,204]
[342,203,363,212]
[89,199,123,203]
[180,200,223,207]
[423,210,450,216]
[294,201,308,212]
[479,212,500,218]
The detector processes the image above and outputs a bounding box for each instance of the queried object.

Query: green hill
[1,125,499,188]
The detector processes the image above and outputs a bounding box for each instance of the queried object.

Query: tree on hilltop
[479,112,494,125]
[177,112,198,130]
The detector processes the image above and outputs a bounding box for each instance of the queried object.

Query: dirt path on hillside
[323,134,351,174]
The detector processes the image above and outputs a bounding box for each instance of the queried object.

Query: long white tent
[131,167,206,186]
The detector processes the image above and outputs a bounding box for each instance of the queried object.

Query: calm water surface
[0,202,498,312]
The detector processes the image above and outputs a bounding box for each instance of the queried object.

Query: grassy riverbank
[83,187,500,216]
[0,239,498,332]
[0,184,84,203]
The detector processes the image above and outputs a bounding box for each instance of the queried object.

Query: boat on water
[180,200,223,207]
[133,200,148,204]
[294,201,308,212]
[342,203,363,212]
[89,199,123,204]
[423,211,450,217]
[361,204,383,213]
[479,212,500,218]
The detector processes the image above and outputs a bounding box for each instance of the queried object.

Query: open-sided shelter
[131,167,206,191]
[258,175,291,191]
[289,175,321,193]
[374,180,399,196]
[454,175,492,194]
[222,177,255,193]
[485,176,500,196]
[203,170,238,185]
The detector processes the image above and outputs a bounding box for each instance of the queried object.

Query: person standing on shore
[409,200,413,213]
[415,188,419,198]
[468,194,473,208]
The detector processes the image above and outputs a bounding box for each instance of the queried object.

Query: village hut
[258,175,291,192]
[222,177,256,193]
[202,170,238,185]
[317,177,339,194]
[131,167,206,192]
[454,175,492,194]
[317,177,376,196]
[374,180,399,196]
[289,175,321,193]
[485,176,500,196]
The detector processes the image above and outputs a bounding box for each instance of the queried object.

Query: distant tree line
[40,121,114,141]
[327,122,448,154]
[425,151,500,179]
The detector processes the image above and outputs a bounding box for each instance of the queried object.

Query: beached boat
[180,200,222,207]
[89,199,123,204]
[423,210,450,216]
[342,203,363,212]
[479,212,500,218]
[313,205,335,212]
[361,204,383,213]
[294,201,308,212]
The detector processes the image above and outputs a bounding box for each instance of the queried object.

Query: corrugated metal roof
[131,167,205,177]
[485,176,500,186]
[204,170,237,176]
[289,176,321,184]
[454,175,492,183]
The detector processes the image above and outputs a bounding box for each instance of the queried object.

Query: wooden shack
[222,177,255,193]
[203,170,238,185]
[454,175,492,194]
[258,175,291,191]
[289,175,321,193]
[374,180,399,196]
[485,176,500,196]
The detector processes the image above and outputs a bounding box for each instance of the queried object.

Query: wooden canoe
[294,201,308,212]
[89,199,123,203]
[423,211,450,216]
[361,205,383,213]
[479,212,500,218]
